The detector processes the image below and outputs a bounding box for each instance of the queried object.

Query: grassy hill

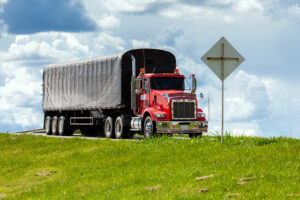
[0,133,299,199]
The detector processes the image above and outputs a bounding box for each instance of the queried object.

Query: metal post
[221,43,224,144]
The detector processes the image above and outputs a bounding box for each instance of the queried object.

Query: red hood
[152,90,196,98]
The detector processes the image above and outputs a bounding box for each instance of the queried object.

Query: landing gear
[143,116,156,139]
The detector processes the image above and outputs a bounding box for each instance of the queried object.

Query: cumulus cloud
[0,66,42,128]
[156,26,183,47]
[285,4,300,21]
[101,0,172,13]
[0,33,90,63]
[131,39,150,48]
[97,14,121,30]
[1,0,97,34]
[95,32,126,52]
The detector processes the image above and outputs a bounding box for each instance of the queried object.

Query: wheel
[58,116,67,136]
[45,116,52,135]
[104,117,114,138]
[189,132,203,138]
[115,116,124,139]
[51,116,58,135]
[114,116,130,139]
[143,116,155,139]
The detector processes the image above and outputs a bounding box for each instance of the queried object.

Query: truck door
[144,79,150,107]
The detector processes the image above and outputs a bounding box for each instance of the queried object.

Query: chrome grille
[172,99,196,120]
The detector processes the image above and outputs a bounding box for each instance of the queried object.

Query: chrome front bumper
[156,121,208,134]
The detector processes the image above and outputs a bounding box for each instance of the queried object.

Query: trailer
[43,48,208,138]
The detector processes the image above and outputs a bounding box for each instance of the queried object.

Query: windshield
[150,77,185,90]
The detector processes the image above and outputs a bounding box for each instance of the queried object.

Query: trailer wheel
[58,116,67,136]
[104,117,114,138]
[143,116,155,139]
[51,116,58,135]
[45,116,52,135]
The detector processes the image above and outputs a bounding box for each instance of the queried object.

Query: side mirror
[192,74,196,93]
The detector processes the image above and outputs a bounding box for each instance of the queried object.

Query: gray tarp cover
[43,54,123,111]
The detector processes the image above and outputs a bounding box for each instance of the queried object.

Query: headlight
[197,112,205,118]
[156,113,166,119]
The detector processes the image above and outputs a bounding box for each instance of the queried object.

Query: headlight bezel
[156,113,166,119]
[197,112,205,118]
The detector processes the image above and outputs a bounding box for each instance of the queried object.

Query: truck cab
[131,67,208,138]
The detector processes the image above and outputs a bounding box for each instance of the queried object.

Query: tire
[114,116,130,139]
[51,116,58,135]
[189,132,203,138]
[58,116,67,136]
[115,116,123,139]
[104,117,114,138]
[45,116,52,135]
[143,116,155,139]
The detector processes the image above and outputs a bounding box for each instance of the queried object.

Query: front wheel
[143,116,155,139]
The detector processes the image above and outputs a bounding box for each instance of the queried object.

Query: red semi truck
[43,48,208,138]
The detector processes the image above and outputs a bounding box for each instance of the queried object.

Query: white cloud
[208,121,262,137]
[101,0,169,13]
[222,15,236,23]
[95,32,126,51]
[159,4,215,20]
[131,39,150,48]
[12,108,43,128]
[97,14,120,29]
[0,33,90,62]
[286,4,300,20]
[233,0,264,12]
[0,67,42,128]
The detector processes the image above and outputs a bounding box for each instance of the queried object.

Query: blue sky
[0,0,299,138]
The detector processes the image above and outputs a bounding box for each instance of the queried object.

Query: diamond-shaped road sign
[201,37,245,80]
[201,37,245,144]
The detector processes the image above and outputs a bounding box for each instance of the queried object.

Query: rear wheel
[143,116,155,139]
[115,116,130,139]
[58,116,67,136]
[104,117,114,138]
[45,116,52,135]
[51,116,58,135]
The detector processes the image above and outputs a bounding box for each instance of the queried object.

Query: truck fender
[142,107,156,122]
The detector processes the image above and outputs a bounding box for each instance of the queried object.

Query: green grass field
[0,133,299,199]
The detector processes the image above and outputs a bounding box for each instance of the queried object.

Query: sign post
[201,37,245,144]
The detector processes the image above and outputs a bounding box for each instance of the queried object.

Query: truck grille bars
[172,99,196,120]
